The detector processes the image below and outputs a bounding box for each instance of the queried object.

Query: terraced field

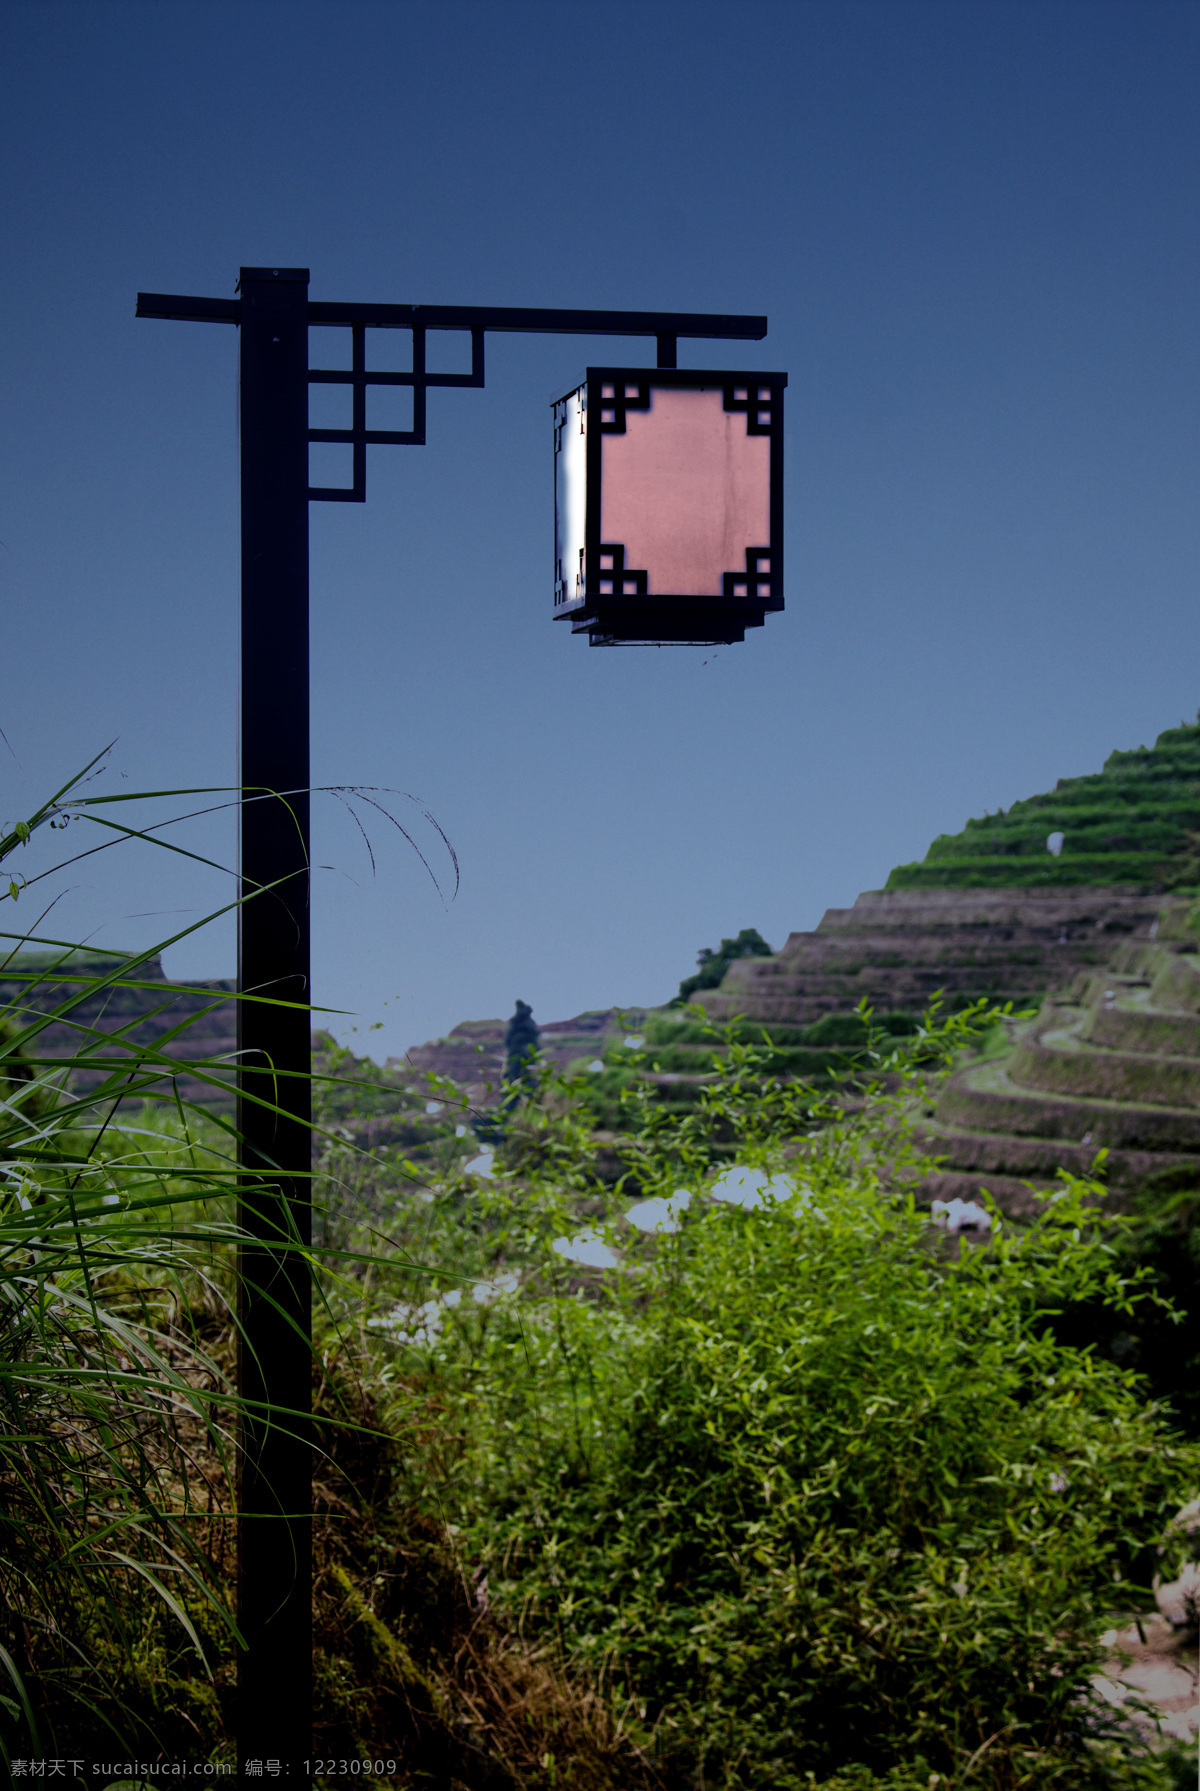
[888,717,1200,889]
[919,903,1200,1213]
[1,951,238,1110]
[699,885,1161,1033]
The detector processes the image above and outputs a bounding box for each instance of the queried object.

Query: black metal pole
[235,265,313,1772]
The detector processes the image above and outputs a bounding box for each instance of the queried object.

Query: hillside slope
[887,718,1200,889]
[919,900,1200,1210]
[699,887,1166,1032]
[1,952,237,1110]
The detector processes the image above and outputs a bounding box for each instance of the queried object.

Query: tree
[674,928,773,1005]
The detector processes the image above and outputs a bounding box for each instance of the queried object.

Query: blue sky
[2,0,1197,1056]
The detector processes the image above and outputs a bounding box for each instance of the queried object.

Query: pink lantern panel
[600,388,769,597]
[553,367,785,646]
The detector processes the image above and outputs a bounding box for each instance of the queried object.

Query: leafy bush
[1048,1161,1200,1439]
[643,1011,920,1052]
[386,1017,1200,1790]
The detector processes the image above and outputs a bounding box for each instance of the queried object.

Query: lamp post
[136,268,783,1774]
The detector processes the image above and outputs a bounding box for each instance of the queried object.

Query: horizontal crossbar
[309,428,420,446]
[135,293,767,340]
[140,287,770,505]
[308,368,482,387]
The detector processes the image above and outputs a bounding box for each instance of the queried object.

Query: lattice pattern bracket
[308,324,485,501]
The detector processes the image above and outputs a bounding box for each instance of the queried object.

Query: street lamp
[136,267,784,1774]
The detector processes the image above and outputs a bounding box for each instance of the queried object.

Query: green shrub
[1047,1163,1200,1440]
[643,1012,919,1052]
[392,1017,1200,1790]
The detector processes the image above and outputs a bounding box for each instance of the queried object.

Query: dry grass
[309,1350,666,1788]
[10,1290,664,1782]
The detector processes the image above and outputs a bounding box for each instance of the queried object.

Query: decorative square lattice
[308,323,484,501]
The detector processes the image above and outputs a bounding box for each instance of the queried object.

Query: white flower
[473,1272,520,1304]
[710,1167,796,1210]
[367,1270,521,1340]
[625,1190,691,1234]
[368,1296,444,1343]
[551,1230,619,1269]
[930,1197,992,1235]
[587,1059,605,1073]
[463,1150,495,1178]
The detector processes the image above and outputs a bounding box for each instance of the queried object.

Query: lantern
[553,366,785,645]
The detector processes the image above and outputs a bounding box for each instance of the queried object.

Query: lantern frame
[554,365,786,645]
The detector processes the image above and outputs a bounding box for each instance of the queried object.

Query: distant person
[504,1000,541,1095]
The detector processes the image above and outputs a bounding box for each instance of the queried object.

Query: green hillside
[887,717,1200,890]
